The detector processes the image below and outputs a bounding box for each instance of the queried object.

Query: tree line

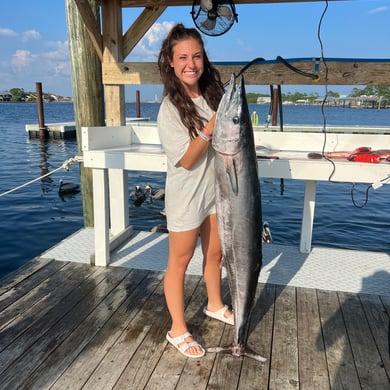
[4,85,390,104]
[246,85,390,104]
[1,88,70,102]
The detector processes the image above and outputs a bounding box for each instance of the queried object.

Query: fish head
[212,74,252,156]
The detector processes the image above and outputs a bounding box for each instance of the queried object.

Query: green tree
[9,88,27,102]
[327,90,340,98]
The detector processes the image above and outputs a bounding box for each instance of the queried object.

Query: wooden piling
[136,90,141,118]
[66,0,105,228]
[36,82,48,139]
[272,87,279,126]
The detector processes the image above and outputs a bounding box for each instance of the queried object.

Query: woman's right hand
[205,113,217,135]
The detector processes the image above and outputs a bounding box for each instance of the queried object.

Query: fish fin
[242,346,267,363]
[226,158,239,195]
[207,344,267,363]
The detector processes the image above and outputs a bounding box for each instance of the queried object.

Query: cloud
[5,38,70,93]
[11,49,34,68]
[21,29,41,42]
[0,28,40,41]
[42,40,69,60]
[0,28,17,37]
[129,21,174,61]
[368,6,389,14]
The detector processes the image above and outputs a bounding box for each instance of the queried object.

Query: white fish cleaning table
[82,124,390,266]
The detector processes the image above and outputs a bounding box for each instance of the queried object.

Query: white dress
[157,95,216,232]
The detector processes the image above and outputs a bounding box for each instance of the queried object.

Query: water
[0,102,389,280]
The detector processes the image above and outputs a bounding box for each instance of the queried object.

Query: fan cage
[191,0,238,37]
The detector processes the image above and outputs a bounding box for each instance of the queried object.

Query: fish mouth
[212,137,241,156]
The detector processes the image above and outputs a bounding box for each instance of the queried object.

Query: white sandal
[166,331,205,358]
[203,304,234,325]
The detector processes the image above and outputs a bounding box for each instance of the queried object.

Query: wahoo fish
[210,74,265,362]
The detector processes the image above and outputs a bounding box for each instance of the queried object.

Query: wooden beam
[102,0,126,126]
[121,0,343,7]
[102,59,390,86]
[122,6,167,58]
[73,0,103,61]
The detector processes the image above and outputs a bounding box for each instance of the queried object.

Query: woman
[157,24,233,358]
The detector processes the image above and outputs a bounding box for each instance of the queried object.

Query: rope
[0,155,83,198]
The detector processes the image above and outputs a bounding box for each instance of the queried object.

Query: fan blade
[200,0,213,12]
[201,17,217,31]
[217,5,233,20]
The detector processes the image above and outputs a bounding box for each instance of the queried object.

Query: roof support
[73,0,103,61]
[123,6,166,58]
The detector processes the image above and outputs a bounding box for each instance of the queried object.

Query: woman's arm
[179,113,216,170]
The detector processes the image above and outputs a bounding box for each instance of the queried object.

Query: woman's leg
[200,214,232,318]
[165,228,203,356]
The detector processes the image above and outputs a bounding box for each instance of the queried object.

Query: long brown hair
[158,24,224,139]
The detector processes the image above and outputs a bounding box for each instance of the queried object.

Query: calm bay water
[0,102,389,280]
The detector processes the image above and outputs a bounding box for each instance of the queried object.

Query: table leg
[300,180,317,253]
[92,168,110,266]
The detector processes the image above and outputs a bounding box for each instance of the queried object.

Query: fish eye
[233,116,239,124]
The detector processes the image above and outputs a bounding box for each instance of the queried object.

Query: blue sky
[0,0,389,101]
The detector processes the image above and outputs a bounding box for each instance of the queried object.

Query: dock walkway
[0,240,389,389]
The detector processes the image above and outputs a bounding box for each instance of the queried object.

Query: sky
[0,0,389,101]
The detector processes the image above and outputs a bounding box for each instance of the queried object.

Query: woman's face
[169,37,204,97]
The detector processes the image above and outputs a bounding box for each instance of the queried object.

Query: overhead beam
[102,59,390,86]
[121,0,344,7]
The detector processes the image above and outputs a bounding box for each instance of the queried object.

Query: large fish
[209,74,265,362]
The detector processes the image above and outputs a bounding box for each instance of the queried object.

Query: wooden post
[272,87,278,126]
[36,82,48,138]
[65,0,105,227]
[102,0,129,236]
[136,90,141,118]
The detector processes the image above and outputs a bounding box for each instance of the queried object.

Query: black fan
[191,0,238,37]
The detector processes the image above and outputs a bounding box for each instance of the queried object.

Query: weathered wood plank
[112,275,202,389]
[296,287,330,389]
[339,291,390,389]
[0,257,53,296]
[207,323,242,389]
[238,283,275,390]
[269,285,299,389]
[79,280,164,389]
[360,293,390,381]
[102,60,390,86]
[1,259,389,389]
[317,289,361,389]
[0,262,93,350]
[151,277,229,390]
[0,266,129,387]
[21,269,157,389]
[80,275,200,389]
[0,259,67,312]
[121,0,341,7]
[0,262,86,331]
[50,270,162,389]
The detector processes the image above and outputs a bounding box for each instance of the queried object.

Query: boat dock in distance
[25,118,150,140]
[25,122,76,140]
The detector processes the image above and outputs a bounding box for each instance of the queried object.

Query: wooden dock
[0,257,389,389]
[25,122,76,139]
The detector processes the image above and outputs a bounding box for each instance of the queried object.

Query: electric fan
[191,0,238,37]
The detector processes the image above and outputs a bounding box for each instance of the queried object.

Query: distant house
[0,91,12,101]
[256,96,271,104]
